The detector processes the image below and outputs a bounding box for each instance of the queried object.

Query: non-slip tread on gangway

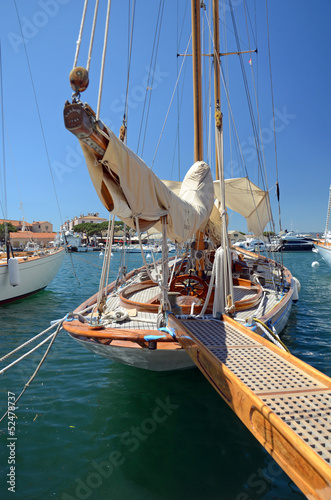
[168,316,331,500]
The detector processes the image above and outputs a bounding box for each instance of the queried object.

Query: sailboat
[62,0,299,371]
[0,241,65,304]
[314,185,331,267]
[0,44,65,304]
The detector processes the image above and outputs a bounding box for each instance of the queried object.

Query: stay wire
[13,0,64,226]
[243,1,275,234]
[0,41,6,222]
[266,0,282,232]
[137,0,165,157]
[203,9,266,237]
[151,33,191,169]
[229,0,267,192]
[123,0,136,129]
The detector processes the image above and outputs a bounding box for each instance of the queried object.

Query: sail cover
[214,178,271,236]
[79,129,215,244]
[163,177,271,237]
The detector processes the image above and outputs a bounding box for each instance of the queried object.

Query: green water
[1,251,330,500]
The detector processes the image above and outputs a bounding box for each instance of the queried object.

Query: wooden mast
[191,0,205,273]
[191,0,203,162]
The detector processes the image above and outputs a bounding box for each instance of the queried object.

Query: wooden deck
[168,315,331,500]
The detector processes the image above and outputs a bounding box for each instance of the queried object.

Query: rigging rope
[0,322,63,424]
[0,42,6,224]
[151,34,191,169]
[229,0,267,192]
[96,0,112,120]
[86,0,100,72]
[13,0,64,227]
[137,0,165,157]
[123,0,136,133]
[96,212,114,313]
[266,0,282,232]
[73,0,89,68]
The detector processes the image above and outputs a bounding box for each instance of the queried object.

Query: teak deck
[168,315,331,500]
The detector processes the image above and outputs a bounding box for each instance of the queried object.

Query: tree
[73,220,125,236]
[0,223,18,241]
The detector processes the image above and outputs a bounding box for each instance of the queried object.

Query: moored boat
[0,245,65,304]
[62,0,299,372]
[270,230,314,252]
[314,186,331,267]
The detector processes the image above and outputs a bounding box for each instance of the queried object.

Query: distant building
[228,230,246,243]
[9,231,57,248]
[0,219,33,231]
[31,221,53,233]
[61,213,108,232]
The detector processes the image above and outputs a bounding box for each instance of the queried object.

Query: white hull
[0,248,65,304]
[70,300,292,372]
[72,336,195,371]
[65,251,295,372]
[69,296,293,372]
[315,244,331,267]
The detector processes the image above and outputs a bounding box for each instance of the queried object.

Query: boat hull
[71,336,195,371]
[0,248,65,304]
[314,242,331,267]
[63,250,295,372]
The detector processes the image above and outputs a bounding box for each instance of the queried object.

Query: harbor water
[0,250,330,500]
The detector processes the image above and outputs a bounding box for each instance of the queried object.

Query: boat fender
[159,326,177,339]
[144,334,167,341]
[8,258,20,286]
[292,277,301,302]
[112,310,129,322]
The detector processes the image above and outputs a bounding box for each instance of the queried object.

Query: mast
[191,0,205,275]
[191,0,203,162]
[213,0,221,180]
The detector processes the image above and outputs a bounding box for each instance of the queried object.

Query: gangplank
[168,315,331,500]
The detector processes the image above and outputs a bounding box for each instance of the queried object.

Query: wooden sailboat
[314,185,331,267]
[62,1,299,371]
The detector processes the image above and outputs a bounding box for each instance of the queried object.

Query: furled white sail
[162,177,271,237]
[79,128,215,244]
[214,178,271,236]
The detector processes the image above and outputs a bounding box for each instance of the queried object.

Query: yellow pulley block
[119,125,126,142]
[69,66,89,93]
[215,110,222,128]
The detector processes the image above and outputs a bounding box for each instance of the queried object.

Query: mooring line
[0,316,66,363]
[0,304,95,424]
[0,322,62,424]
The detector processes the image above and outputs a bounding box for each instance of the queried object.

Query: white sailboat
[0,245,65,304]
[0,43,65,305]
[314,185,331,267]
[62,0,299,371]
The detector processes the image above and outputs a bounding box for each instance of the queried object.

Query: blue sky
[0,0,330,234]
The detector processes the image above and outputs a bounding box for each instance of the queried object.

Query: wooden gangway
[168,315,331,500]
